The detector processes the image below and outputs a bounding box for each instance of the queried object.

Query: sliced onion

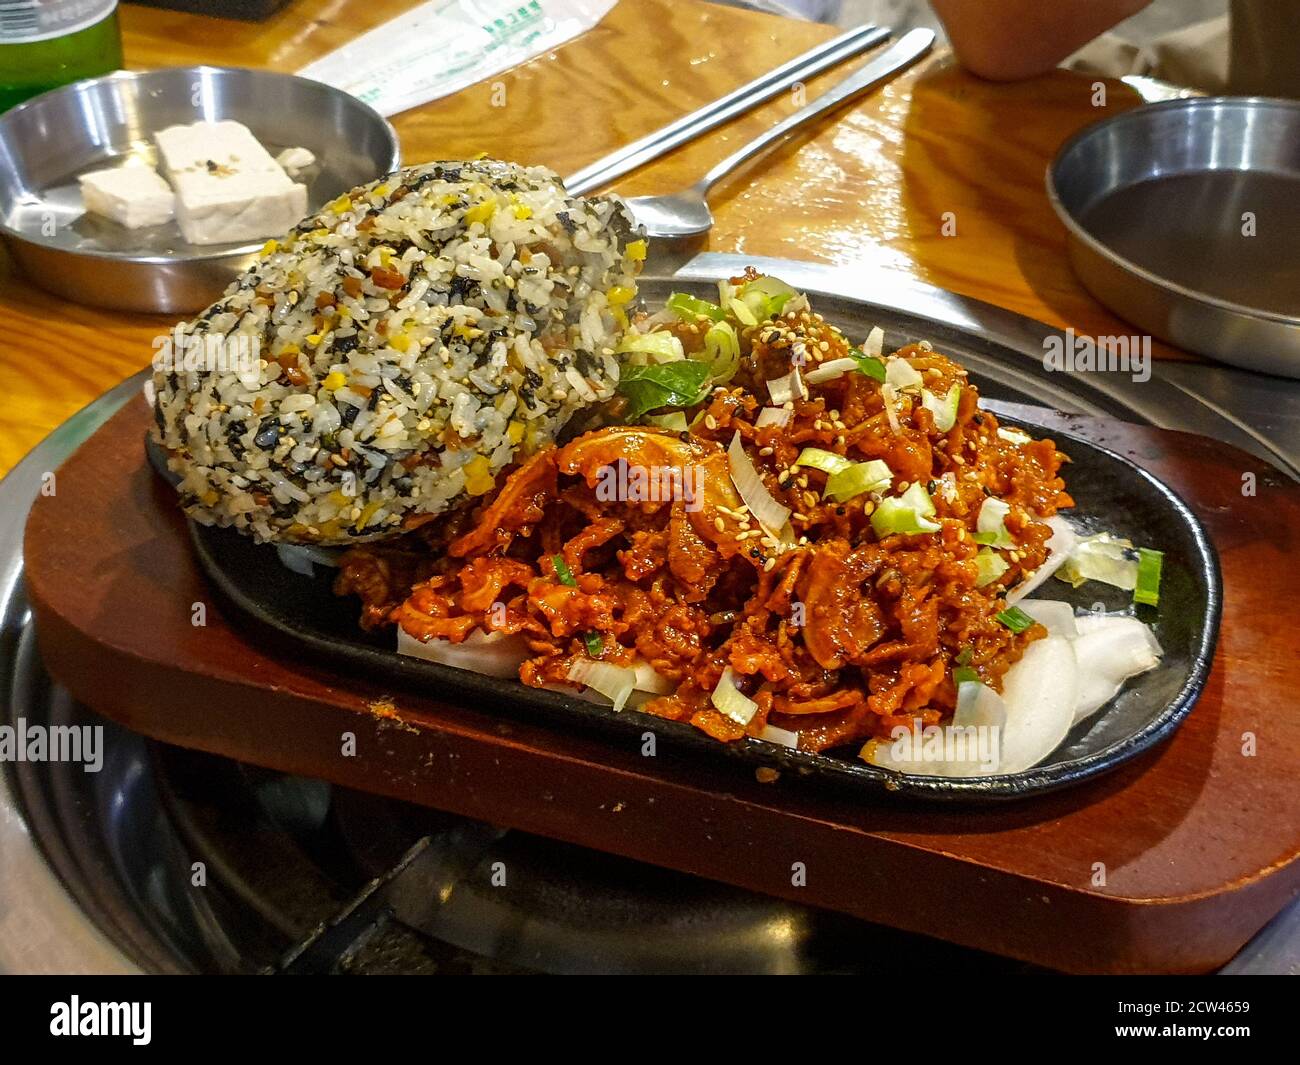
[711,667,759,726]
[863,719,1000,777]
[998,426,1033,445]
[862,325,884,359]
[1075,611,1164,655]
[803,357,859,384]
[997,635,1079,774]
[881,382,902,434]
[953,680,1008,732]
[1017,599,1078,637]
[728,430,791,539]
[766,368,807,405]
[632,660,674,695]
[759,723,800,748]
[1006,516,1076,604]
[755,406,792,428]
[646,411,689,432]
[1055,532,1138,591]
[567,659,638,712]
[884,357,922,392]
[920,384,960,432]
[397,625,530,679]
[275,543,344,576]
[1069,616,1162,723]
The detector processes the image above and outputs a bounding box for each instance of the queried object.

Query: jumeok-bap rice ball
[152,159,644,544]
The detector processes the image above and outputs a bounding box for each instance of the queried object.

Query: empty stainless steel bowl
[1047,97,1300,378]
[0,66,400,314]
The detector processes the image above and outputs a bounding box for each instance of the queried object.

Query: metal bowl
[0,66,400,314]
[1047,97,1300,378]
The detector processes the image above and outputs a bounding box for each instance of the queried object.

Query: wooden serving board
[24,394,1300,974]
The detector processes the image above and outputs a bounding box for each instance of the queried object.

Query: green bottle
[0,1,123,113]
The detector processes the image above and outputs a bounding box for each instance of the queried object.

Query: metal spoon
[623,28,935,240]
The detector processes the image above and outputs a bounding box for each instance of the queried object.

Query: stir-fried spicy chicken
[335,286,1073,756]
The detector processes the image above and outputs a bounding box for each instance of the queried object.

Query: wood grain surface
[0,0,1190,475]
[24,395,1300,974]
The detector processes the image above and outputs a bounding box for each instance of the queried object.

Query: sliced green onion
[1134,547,1164,607]
[727,297,758,326]
[552,554,577,587]
[583,631,604,657]
[567,659,637,712]
[711,666,759,726]
[884,357,923,392]
[1055,532,1138,591]
[871,482,941,538]
[793,447,852,476]
[738,275,798,321]
[615,330,685,363]
[848,348,887,382]
[953,665,980,686]
[824,459,892,503]
[645,411,689,432]
[701,319,740,383]
[728,431,791,539]
[973,497,1015,549]
[995,606,1036,634]
[975,547,1009,587]
[740,288,769,319]
[666,291,725,322]
[921,384,961,432]
[955,647,974,666]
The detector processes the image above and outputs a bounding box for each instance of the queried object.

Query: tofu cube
[78,165,176,229]
[153,120,308,246]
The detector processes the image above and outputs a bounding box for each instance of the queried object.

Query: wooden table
[0,0,1182,476]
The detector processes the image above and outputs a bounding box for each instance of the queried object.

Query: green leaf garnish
[618,360,712,420]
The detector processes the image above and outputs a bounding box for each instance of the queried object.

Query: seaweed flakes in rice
[151,158,646,545]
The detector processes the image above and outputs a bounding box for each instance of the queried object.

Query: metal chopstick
[563,23,891,196]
